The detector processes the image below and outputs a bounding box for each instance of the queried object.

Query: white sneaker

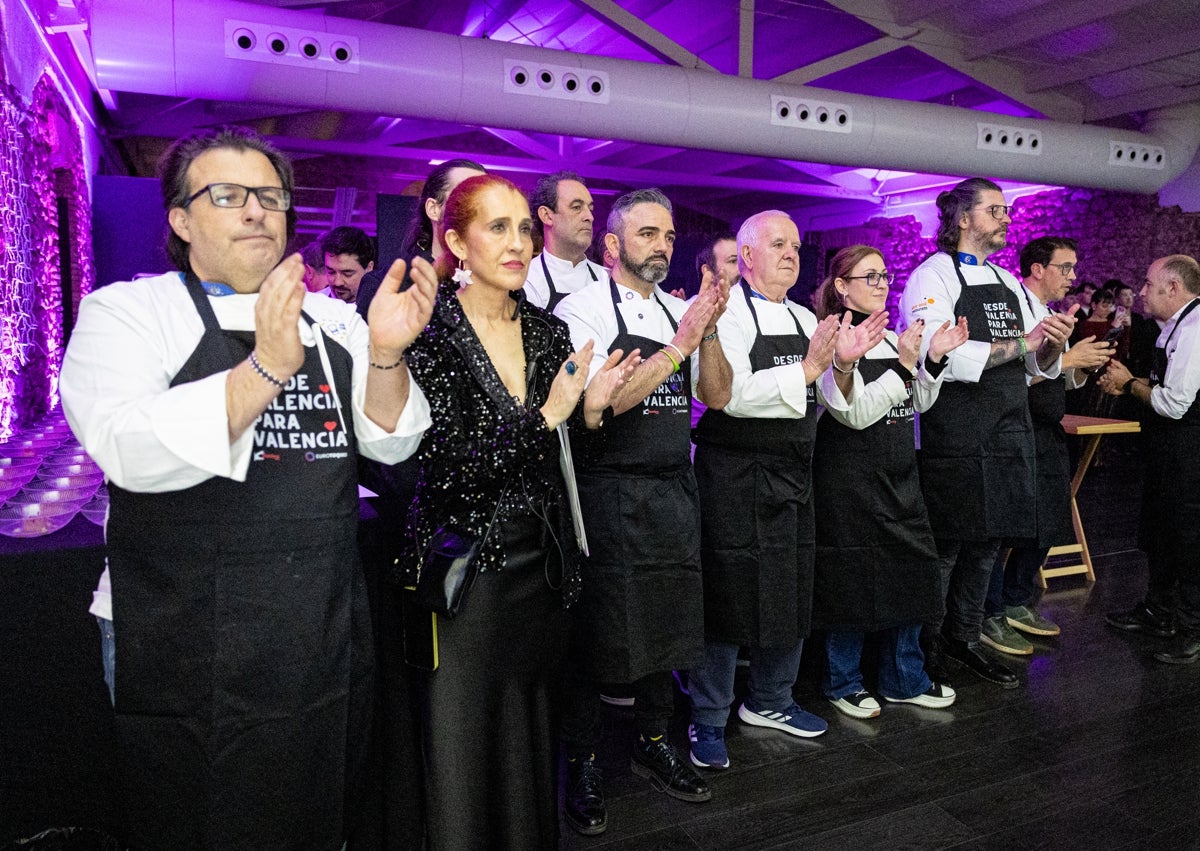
[827,690,881,719]
[883,682,956,709]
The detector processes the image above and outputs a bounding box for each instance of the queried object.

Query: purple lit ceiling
[41,0,1200,233]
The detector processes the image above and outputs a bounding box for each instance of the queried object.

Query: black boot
[564,754,607,836]
[631,734,711,802]
[941,636,1019,688]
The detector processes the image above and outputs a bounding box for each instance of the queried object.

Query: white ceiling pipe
[90,0,1200,194]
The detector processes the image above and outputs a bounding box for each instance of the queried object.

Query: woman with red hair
[398,174,635,850]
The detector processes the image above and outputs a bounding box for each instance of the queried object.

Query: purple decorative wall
[0,76,93,441]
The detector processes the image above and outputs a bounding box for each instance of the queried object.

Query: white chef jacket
[62,271,432,618]
[900,253,1060,384]
[524,251,609,309]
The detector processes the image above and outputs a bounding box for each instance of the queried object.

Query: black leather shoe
[942,636,1020,688]
[565,755,607,836]
[1153,635,1200,665]
[1106,602,1176,638]
[631,736,711,802]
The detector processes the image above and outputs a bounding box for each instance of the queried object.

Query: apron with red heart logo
[104,272,365,850]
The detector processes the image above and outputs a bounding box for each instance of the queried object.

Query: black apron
[692,287,816,646]
[574,280,702,682]
[812,336,942,631]
[105,273,366,851]
[918,257,1036,541]
[1139,297,1200,558]
[1017,288,1073,548]
[541,253,598,313]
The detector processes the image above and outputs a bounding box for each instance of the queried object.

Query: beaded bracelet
[248,350,286,389]
[832,358,857,375]
[701,330,718,343]
[369,355,405,370]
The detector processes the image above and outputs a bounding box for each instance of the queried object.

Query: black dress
[399,281,581,851]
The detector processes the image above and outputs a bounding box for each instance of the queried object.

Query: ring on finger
[565,361,577,376]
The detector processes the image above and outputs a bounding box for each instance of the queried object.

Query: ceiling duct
[90,0,1200,195]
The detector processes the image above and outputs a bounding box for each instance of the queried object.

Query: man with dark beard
[554,188,732,835]
[900,178,1074,688]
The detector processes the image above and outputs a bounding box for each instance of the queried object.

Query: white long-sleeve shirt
[62,271,432,620]
[818,331,944,429]
[717,284,849,418]
[1019,283,1088,391]
[554,276,700,394]
[900,253,1060,384]
[61,272,430,493]
[1151,298,1200,420]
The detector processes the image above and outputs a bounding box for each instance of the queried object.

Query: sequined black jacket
[397,280,582,607]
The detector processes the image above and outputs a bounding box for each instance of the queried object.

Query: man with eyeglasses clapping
[899,178,1075,690]
[60,126,433,850]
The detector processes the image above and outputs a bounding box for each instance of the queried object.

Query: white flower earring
[452,259,473,286]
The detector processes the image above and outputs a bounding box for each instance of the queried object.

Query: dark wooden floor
[6,439,1198,850]
[564,446,1200,851]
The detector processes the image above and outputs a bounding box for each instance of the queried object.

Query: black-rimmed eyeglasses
[1042,262,1077,277]
[976,204,1012,221]
[183,183,292,212]
[843,272,892,287]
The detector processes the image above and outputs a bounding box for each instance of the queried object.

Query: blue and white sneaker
[688,723,729,769]
[737,700,828,738]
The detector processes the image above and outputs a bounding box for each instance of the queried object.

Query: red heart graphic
[324,421,337,431]
[319,384,330,393]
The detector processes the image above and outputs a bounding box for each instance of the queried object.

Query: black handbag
[412,483,507,619]
[412,528,482,618]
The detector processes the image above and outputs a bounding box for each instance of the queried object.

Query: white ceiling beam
[776,161,878,192]
[963,0,1156,61]
[873,171,965,194]
[567,0,717,71]
[460,0,530,38]
[572,139,637,163]
[1026,29,1200,92]
[890,0,966,27]
[1083,82,1200,122]
[823,0,1086,121]
[772,37,902,85]
[739,0,754,78]
[482,128,560,161]
[818,0,919,39]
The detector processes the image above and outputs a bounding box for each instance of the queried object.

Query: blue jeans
[823,626,931,701]
[689,639,803,727]
[985,545,1049,617]
[97,616,115,705]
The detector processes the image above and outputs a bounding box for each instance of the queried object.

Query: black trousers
[560,664,676,759]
